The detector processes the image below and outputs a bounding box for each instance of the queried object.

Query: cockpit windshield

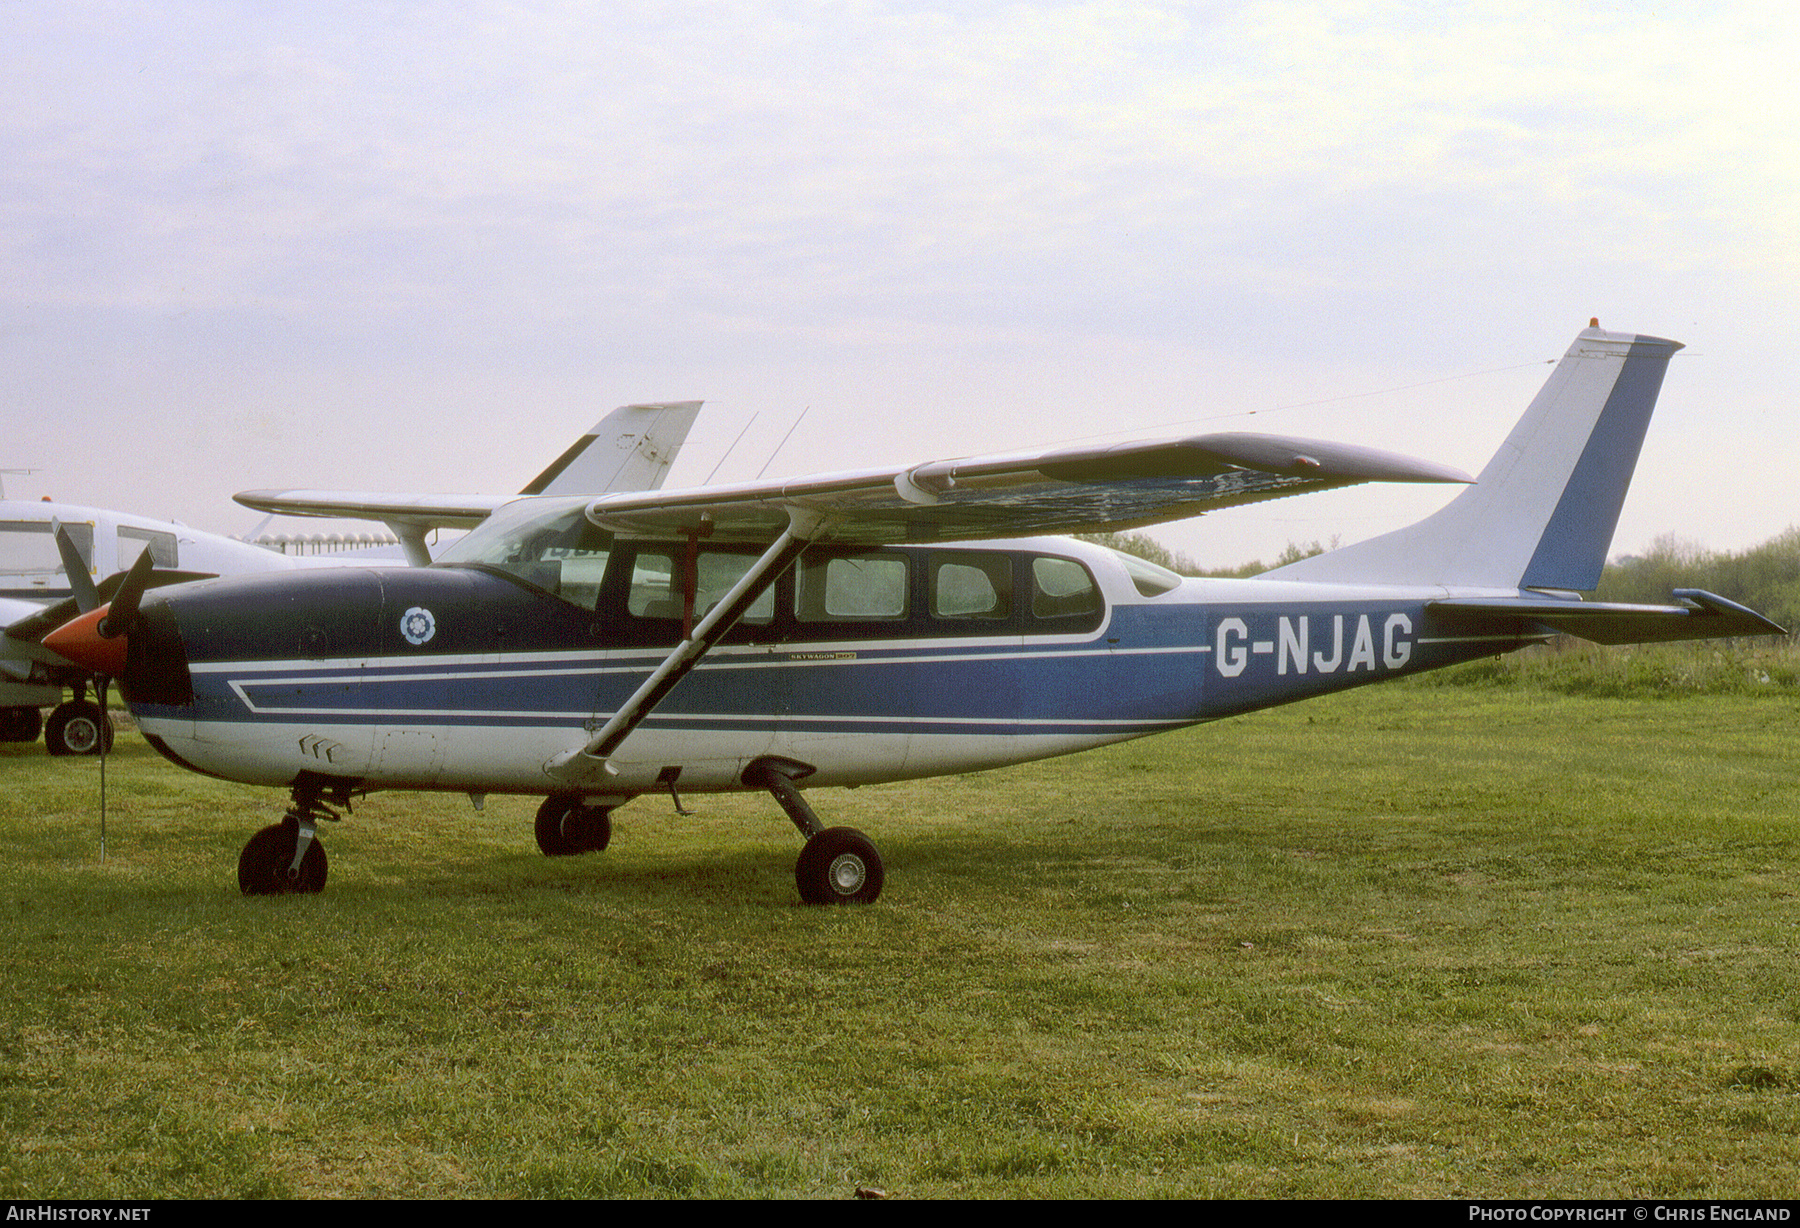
[433,497,613,607]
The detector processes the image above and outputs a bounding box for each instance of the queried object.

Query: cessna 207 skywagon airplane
[40,325,1782,904]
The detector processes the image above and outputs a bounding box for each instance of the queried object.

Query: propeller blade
[98,547,156,639]
[52,522,101,613]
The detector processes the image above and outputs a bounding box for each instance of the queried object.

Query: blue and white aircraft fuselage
[41,326,1783,903]
[118,539,1516,794]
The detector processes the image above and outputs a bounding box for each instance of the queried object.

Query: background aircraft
[3,402,701,753]
[233,399,702,567]
[40,327,1782,903]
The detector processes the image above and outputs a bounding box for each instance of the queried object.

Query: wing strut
[543,509,827,785]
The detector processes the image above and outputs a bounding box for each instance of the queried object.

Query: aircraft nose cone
[42,605,128,677]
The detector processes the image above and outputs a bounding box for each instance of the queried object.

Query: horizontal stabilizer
[1429,589,1784,645]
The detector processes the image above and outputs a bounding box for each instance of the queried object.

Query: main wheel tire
[536,797,613,856]
[570,805,612,852]
[238,819,329,896]
[0,707,42,743]
[535,796,579,856]
[795,826,884,905]
[45,701,112,756]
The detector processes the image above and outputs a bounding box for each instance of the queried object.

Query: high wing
[231,490,511,566]
[236,401,703,564]
[545,429,1469,783]
[581,431,1472,545]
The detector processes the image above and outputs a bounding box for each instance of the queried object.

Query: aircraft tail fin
[521,401,702,496]
[1266,326,1682,590]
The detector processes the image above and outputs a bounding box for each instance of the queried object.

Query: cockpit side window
[0,521,93,576]
[432,500,612,609]
[118,526,178,570]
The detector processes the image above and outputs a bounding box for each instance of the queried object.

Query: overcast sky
[6,1,1797,568]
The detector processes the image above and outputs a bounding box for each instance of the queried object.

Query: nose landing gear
[238,774,351,896]
[238,816,329,895]
[45,694,114,757]
[794,825,884,905]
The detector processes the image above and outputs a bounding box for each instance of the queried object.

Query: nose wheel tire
[238,818,329,895]
[795,826,884,905]
[535,796,613,856]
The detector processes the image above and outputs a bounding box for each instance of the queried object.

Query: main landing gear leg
[238,776,348,895]
[745,757,884,905]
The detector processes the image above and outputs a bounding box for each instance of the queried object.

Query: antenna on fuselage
[755,408,809,480]
[702,412,760,486]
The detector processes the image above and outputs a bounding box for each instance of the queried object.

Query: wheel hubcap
[65,719,98,753]
[828,853,866,895]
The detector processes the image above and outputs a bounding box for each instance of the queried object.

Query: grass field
[4,661,1799,1198]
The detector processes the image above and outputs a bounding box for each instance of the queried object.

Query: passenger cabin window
[799,554,907,621]
[441,522,1106,638]
[118,526,177,569]
[627,547,774,624]
[930,552,1011,620]
[1031,556,1100,619]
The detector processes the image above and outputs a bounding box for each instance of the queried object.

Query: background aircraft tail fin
[1266,326,1682,590]
[521,401,703,496]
